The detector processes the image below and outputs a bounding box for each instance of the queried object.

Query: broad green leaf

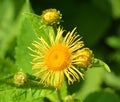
[13,0,26,18]
[0,88,44,102]
[0,73,51,102]
[0,58,17,78]
[40,89,56,102]
[0,0,31,79]
[75,68,104,100]
[15,17,35,74]
[0,0,14,58]
[83,91,120,102]
[104,72,120,90]
[106,36,120,49]
[0,0,29,59]
[15,12,55,74]
[92,58,111,72]
[25,13,55,41]
[109,0,120,19]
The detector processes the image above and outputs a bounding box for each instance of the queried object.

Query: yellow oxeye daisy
[29,27,84,88]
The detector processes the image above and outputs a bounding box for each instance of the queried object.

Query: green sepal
[92,58,111,72]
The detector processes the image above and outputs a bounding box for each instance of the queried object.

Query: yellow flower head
[29,27,85,88]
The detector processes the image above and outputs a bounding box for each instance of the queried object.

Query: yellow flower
[29,27,85,88]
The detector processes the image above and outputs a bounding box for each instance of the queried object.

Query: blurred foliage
[0,0,120,102]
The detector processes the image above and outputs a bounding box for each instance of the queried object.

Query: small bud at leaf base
[64,95,74,102]
[13,71,27,86]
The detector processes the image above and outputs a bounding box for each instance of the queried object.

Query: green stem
[56,88,63,102]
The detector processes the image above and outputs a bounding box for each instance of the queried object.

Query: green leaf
[15,12,55,74]
[106,36,120,49]
[0,58,17,78]
[40,89,56,102]
[15,16,35,74]
[109,0,120,19]
[0,0,14,58]
[0,88,44,102]
[92,58,111,72]
[0,0,29,59]
[0,73,53,102]
[75,68,104,100]
[39,81,67,102]
[104,72,120,90]
[60,80,67,100]
[25,13,55,40]
[83,91,120,102]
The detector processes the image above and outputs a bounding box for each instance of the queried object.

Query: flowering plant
[0,1,111,102]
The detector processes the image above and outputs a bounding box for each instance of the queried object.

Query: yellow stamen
[44,44,71,71]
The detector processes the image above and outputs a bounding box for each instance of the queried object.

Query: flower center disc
[44,45,71,71]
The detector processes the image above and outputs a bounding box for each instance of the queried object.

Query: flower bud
[13,71,27,86]
[41,8,62,25]
[76,48,94,68]
[64,95,74,102]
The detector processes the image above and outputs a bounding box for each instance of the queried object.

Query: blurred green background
[0,0,120,102]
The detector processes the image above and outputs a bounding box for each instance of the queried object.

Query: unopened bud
[41,8,62,25]
[64,95,74,102]
[13,71,27,86]
[76,48,94,68]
